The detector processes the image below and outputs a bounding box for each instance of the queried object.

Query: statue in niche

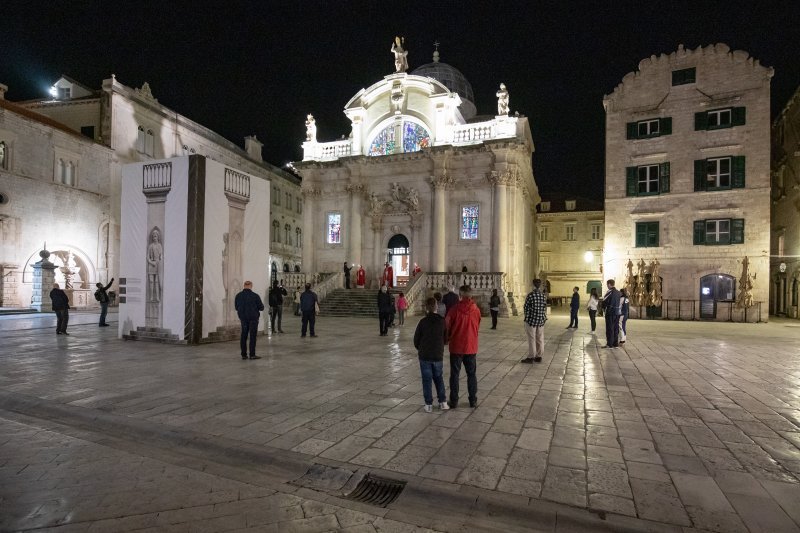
[496,83,509,116]
[147,227,163,303]
[391,36,409,72]
[305,114,317,142]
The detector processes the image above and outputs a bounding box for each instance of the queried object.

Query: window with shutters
[693,218,744,245]
[694,156,745,191]
[564,224,575,241]
[695,107,746,130]
[591,223,602,241]
[627,163,669,196]
[672,67,696,86]
[626,118,672,139]
[538,225,549,242]
[635,222,659,248]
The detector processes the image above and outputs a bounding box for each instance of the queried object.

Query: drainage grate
[345,473,406,507]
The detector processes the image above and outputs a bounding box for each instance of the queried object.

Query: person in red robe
[356,265,366,288]
[412,263,422,276]
[383,263,394,289]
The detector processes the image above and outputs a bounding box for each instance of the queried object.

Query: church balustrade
[452,123,494,143]
[424,272,506,292]
[281,271,331,290]
[312,271,343,303]
[403,272,428,316]
[309,140,352,161]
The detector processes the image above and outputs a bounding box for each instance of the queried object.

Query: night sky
[3,1,799,200]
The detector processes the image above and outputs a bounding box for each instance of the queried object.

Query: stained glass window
[369,124,396,156]
[327,213,341,244]
[461,205,479,240]
[403,122,431,153]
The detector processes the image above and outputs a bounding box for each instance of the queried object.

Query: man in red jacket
[445,285,481,408]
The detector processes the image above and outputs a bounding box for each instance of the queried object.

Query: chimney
[0,83,7,100]
[244,135,263,161]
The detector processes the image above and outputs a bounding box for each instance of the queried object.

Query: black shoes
[469,400,477,408]
[534,356,542,362]
[448,401,458,409]
[521,356,542,363]
[99,323,110,327]
[249,355,261,359]
[241,355,248,360]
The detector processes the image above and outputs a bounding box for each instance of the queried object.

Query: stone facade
[603,44,772,322]
[771,85,800,318]
[294,55,539,297]
[536,198,604,298]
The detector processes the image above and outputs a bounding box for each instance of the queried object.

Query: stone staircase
[123,326,187,344]
[318,288,380,317]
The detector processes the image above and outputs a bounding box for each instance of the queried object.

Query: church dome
[412,58,476,120]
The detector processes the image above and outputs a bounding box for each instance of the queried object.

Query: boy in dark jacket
[414,297,450,413]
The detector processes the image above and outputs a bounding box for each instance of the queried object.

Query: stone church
[295,44,539,298]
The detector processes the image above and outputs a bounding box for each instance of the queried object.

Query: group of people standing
[563,282,631,348]
[376,286,408,335]
[48,278,115,335]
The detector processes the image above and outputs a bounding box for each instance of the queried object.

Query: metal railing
[629,299,763,323]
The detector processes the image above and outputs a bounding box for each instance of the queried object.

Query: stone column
[490,170,510,274]
[410,217,422,273]
[301,188,318,271]
[372,217,383,288]
[31,249,56,312]
[142,162,172,328]
[347,184,363,265]
[223,169,251,326]
[0,263,20,307]
[430,172,452,272]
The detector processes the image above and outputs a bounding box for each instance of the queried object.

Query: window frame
[564,224,576,242]
[635,221,660,248]
[538,225,549,242]
[591,223,602,241]
[693,218,744,246]
[706,157,732,190]
[671,67,696,86]
[637,165,660,196]
[326,211,342,245]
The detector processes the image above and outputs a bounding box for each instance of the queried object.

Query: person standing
[377,285,392,336]
[489,289,501,330]
[521,279,547,363]
[414,297,450,413]
[602,280,621,348]
[50,283,70,335]
[94,277,115,327]
[396,292,408,326]
[382,262,394,289]
[234,281,264,360]
[586,287,599,332]
[433,292,446,317]
[567,286,580,328]
[268,280,288,333]
[445,285,481,408]
[442,286,459,316]
[294,286,302,316]
[356,265,366,288]
[619,288,630,345]
[299,283,318,338]
[343,262,353,289]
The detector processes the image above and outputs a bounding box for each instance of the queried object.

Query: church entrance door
[387,234,410,286]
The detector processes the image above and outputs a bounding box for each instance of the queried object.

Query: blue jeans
[301,311,315,336]
[240,320,259,356]
[99,302,109,325]
[419,359,446,405]
[449,354,477,406]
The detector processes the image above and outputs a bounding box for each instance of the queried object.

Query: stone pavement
[1,309,799,532]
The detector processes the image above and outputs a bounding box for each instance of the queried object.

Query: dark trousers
[605,313,619,347]
[449,354,477,406]
[569,308,578,328]
[301,311,315,336]
[270,305,282,332]
[99,302,109,325]
[490,310,498,329]
[379,311,390,335]
[55,309,69,333]
[345,276,351,289]
[240,320,258,356]
[588,309,597,331]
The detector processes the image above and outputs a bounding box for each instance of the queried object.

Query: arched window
[285,224,292,246]
[272,220,280,243]
[136,126,145,153]
[145,130,155,157]
[0,141,7,170]
[296,227,302,248]
[65,162,75,186]
[368,121,430,156]
[57,159,65,183]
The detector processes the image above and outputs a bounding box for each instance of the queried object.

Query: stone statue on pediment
[305,114,317,142]
[391,36,409,72]
[496,83,509,116]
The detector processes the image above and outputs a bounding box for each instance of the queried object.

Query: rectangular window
[461,204,479,240]
[693,218,745,245]
[80,126,95,139]
[591,224,601,240]
[275,188,281,206]
[627,163,669,196]
[635,222,659,248]
[296,197,302,213]
[539,255,550,272]
[285,192,290,207]
[778,234,785,257]
[538,225,549,242]
[694,156,745,191]
[327,213,341,244]
[626,117,672,140]
[58,87,71,99]
[695,107,746,130]
[706,157,731,189]
[672,67,696,86]
[564,225,575,241]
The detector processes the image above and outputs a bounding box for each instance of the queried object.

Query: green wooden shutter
[732,156,746,188]
[648,222,660,247]
[693,220,706,245]
[695,112,708,131]
[660,117,672,135]
[694,160,707,191]
[626,167,638,196]
[635,223,647,247]
[659,162,670,193]
[626,122,638,140]
[732,107,746,126]
[731,219,745,244]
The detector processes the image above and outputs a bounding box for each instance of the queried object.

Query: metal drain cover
[345,473,406,507]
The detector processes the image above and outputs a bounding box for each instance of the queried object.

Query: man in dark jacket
[94,278,114,327]
[343,262,352,289]
[377,285,392,336]
[234,281,264,359]
[50,283,70,335]
[414,297,450,412]
[299,283,318,338]
[268,280,288,334]
[567,286,580,328]
[602,279,621,348]
[441,286,459,316]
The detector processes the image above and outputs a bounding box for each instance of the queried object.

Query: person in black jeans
[567,286,580,328]
[343,262,352,289]
[299,283,319,337]
[489,289,501,329]
[377,285,392,335]
[268,280,287,333]
[94,278,114,327]
[602,280,621,348]
[49,283,70,335]
[234,281,265,359]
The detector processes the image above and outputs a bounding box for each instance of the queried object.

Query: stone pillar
[301,187,318,271]
[142,162,172,328]
[372,218,383,288]
[430,172,452,271]
[223,169,251,326]
[0,263,20,307]
[490,170,510,274]
[410,218,422,273]
[347,184,363,265]
[31,249,56,312]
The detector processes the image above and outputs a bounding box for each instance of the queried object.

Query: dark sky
[3,1,799,200]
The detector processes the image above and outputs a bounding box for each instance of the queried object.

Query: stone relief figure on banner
[147,227,163,303]
[391,36,409,72]
[496,83,510,116]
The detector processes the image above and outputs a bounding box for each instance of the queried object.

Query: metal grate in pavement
[345,473,406,507]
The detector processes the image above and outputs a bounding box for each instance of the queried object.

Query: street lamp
[584,251,594,263]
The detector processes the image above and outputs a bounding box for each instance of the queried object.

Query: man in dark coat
[343,262,352,289]
[299,283,319,337]
[268,280,288,334]
[441,286,459,316]
[567,286,580,328]
[94,278,114,327]
[377,285,393,336]
[602,279,621,348]
[234,281,264,360]
[50,283,70,335]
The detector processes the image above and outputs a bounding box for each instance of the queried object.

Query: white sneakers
[439,402,450,410]
[424,404,433,413]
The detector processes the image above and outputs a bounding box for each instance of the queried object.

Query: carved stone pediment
[367,182,421,216]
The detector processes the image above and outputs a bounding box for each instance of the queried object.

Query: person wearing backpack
[94,278,114,327]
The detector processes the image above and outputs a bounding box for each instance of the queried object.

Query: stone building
[16,75,301,288]
[603,44,772,322]
[536,197,604,299]
[771,85,800,318]
[294,46,539,299]
[0,83,113,308]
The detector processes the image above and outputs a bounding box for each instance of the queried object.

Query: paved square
[1,309,799,532]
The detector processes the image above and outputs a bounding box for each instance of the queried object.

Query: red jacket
[445,298,481,355]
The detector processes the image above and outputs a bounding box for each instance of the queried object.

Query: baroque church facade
[295,45,539,298]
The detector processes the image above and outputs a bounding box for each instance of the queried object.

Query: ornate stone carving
[136,82,156,101]
[496,83,509,116]
[301,186,322,197]
[391,81,405,114]
[488,168,520,186]
[305,114,317,142]
[345,183,365,195]
[368,183,420,215]
[430,171,454,190]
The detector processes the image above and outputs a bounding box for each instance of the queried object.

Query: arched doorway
[387,234,410,285]
[700,274,735,319]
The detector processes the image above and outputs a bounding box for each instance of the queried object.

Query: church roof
[412,61,476,119]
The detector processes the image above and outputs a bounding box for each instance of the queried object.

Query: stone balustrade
[304,140,352,161]
[424,272,506,292]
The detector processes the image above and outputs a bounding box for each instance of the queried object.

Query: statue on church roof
[496,83,509,116]
[391,36,409,73]
[305,114,317,142]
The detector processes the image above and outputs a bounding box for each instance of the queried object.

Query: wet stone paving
[1,309,800,532]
